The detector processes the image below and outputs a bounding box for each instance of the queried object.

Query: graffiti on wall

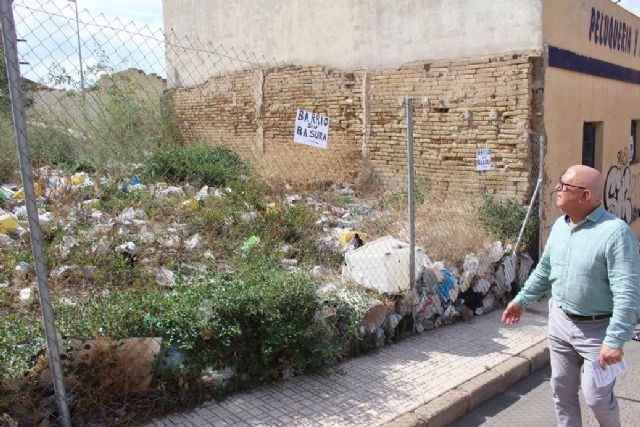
[603,149,640,224]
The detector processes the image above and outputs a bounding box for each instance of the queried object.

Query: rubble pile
[281,185,535,348]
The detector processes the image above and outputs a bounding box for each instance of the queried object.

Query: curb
[382,339,550,427]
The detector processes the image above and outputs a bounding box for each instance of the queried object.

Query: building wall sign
[588,7,639,57]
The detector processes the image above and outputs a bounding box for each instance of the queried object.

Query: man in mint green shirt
[502,164,640,427]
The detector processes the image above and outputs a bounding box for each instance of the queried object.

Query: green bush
[477,194,538,251]
[0,315,43,379]
[27,125,83,169]
[142,143,249,188]
[49,260,339,384]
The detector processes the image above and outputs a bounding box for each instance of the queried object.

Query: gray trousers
[548,298,620,427]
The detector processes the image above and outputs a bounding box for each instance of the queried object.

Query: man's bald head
[564,165,604,204]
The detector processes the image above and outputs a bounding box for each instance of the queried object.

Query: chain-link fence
[1,1,544,424]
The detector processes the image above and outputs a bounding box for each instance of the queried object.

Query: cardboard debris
[66,337,162,394]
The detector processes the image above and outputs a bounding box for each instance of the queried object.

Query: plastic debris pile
[1,170,535,392]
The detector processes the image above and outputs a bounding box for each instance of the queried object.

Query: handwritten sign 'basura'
[294,109,329,149]
[476,148,491,171]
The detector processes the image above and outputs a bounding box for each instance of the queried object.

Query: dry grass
[361,194,494,267]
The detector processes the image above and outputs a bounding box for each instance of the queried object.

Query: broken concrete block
[488,241,504,263]
[184,234,203,251]
[19,287,33,306]
[342,236,425,294]
[476,252,492,275]
[463,254,480,275]
[459,270,474,293]
[493,255,516,296]
[473,278,492,295]
[518,254,534,286]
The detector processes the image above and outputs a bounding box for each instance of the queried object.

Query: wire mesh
[0,1,544,424]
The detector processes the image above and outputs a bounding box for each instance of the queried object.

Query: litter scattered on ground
[1,170,537,398]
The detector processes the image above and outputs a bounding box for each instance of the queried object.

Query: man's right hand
[502,302,524,325]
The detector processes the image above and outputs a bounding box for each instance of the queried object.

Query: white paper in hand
[591,358,628,388]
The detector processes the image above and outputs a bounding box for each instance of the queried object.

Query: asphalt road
[451,329,640,427]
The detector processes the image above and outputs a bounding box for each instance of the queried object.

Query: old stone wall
[368,53,537,201]
[169,67,365,186]
[168,51,541,201]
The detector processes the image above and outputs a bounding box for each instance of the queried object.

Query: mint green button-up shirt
[514,205,640,349]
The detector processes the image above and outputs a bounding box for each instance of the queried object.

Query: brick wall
[168,51,541,201]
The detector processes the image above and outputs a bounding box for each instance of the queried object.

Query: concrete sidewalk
[148,300,550,427]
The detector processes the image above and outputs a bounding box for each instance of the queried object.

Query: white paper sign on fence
[294,109,329,149]
[476,148,491,171]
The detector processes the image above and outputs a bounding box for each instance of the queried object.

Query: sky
[619,0,640,16]
[12,0,166,86]
[80,0,163,31]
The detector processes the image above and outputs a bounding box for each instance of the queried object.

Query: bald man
[502,165,640,427]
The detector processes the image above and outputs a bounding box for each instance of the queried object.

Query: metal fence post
[0,1,71,425]
[406,97,415,288]
[538,135,545,256]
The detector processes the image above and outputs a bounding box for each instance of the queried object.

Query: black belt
[562,310,612,321]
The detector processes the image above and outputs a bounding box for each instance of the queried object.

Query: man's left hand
[599,345,624,370]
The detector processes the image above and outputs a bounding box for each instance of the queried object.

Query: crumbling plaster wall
[168,51,541,201]
[162,0,542,88]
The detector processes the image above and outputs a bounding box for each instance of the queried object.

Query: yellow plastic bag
[70,174,85,186]
[14,183,42,199]
[339,230,368,245]
[0,213,19,233]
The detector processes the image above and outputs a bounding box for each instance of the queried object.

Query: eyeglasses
[556,179,587,192]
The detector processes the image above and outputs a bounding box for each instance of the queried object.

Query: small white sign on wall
[294,109,329,149]
[476,148,491,171]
